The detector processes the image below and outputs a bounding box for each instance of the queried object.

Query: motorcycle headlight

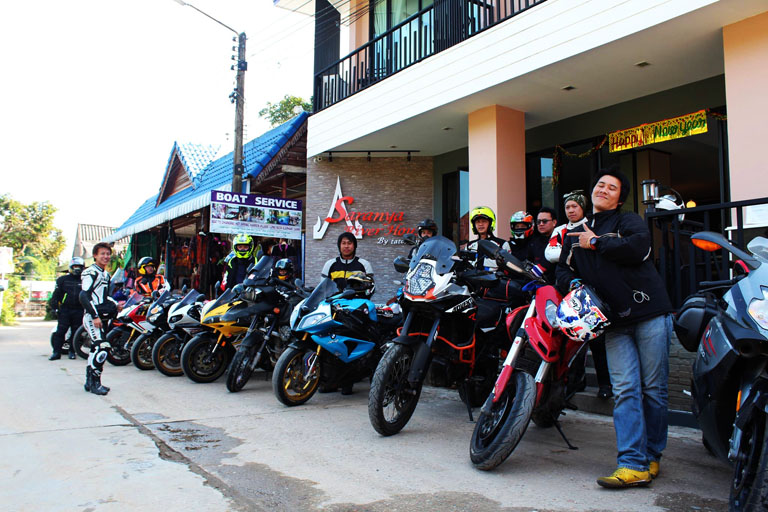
[299,312,328,330]
[748,289,768,330]
[149,305,162,316]
[169,315,182,324]
[244,287,261,302]
[407,263,436,296]
[544,300,559,329]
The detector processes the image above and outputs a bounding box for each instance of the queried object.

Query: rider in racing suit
[79,242,119,395]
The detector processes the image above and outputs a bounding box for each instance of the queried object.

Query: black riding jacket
[49,273,83,311]
[555,208,673,326]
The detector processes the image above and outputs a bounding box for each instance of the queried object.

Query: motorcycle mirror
[214,280,221,298]
[232,284,244,296]
[477,239,500,259]
[341,288,356,299]
[246,262,255,272]
[402,233,419,246]
[393,256,410,273]
[294,278,304,288]
[151,290,160,300]
[181,284,188,293]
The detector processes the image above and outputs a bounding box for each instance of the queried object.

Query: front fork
[489,300,538,406]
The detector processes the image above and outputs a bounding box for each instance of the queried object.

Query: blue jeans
[604,314,671,471]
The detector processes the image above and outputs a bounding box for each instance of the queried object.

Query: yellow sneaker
[649,461,659,479]
[597,467,652,488]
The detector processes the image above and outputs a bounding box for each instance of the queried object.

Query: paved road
[1,319,732,511]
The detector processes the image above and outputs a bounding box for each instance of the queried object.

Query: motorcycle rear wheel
[730,413,768,511]
[226,346,257,392]
[368,344,422,436]
[106,328,132,366]
[272,346,320,406]
[181,334,230,383]
[131,333,156,371]
[73,326,92,359]
[469,369,536,470]
[152,333,184,377]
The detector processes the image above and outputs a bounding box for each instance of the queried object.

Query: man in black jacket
[49,257,85,360]
[557,169,673,489]
[321,232,373,291]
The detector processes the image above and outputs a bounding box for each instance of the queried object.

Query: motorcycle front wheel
[73,326,92,359]
[181,333,230,383]
[469,369,536,471]
[106,327,133,366]
[368,344,422,436]
[131,332,156,371]
[272,346,320,406]
[152,332,184,377]
[730,413,768,511]
[226,346,257,392]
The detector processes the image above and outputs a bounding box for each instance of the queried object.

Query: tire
[73,326,92,359]
[152,333,185,377]
[470,370,536,470]
[730,413,768,511]
[368,344,422,436]
[106,328,133,366]
[181,333,230,383]
[226,346,256,392]
[272,346,320,406]
[131,332,156,371]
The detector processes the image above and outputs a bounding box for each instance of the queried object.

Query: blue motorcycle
[272,276,402,406]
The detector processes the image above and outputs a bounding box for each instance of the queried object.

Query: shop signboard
[209,191,302,240]
[313,177,414,244]
[608,109,708,152]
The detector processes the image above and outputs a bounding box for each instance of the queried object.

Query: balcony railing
[313,0,547,112]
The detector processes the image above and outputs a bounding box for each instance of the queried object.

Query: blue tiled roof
[105,113,308,242]
[176,142,221,181]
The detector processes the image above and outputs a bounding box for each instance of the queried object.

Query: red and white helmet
[556,285,611,342]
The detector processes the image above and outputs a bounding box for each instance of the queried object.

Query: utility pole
[172,1,246,194]
[231,32,247,194]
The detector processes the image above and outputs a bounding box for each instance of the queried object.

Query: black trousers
[52,308,83,353]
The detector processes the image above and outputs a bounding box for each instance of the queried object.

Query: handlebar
[699,276,744,289]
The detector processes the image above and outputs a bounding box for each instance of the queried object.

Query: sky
[0,0,315,263]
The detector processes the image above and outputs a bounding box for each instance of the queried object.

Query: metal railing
[646,197,768,308]
[313,0,547,112]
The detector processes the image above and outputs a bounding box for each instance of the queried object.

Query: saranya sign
[608,109,708,153]
[210,191,302,240]
[313,177,415,244]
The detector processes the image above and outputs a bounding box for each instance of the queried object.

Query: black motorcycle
[225,267,307,392]
[675,231,768,510]
[130,290,183,371]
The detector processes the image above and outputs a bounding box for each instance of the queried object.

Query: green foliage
[1,276,26,325]
[0,195,66,274]
[258,95,311,127]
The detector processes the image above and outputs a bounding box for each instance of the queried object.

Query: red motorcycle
[469,240,592,470]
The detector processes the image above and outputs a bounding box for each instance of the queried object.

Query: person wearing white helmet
[48,257,86,360]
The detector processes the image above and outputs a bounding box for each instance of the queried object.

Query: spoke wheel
[272,347,320,406]
[368,344,422,436]
[181,334,229,383]
[226,347,256,392]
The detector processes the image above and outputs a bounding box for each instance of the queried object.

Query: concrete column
[468,105,526,240]
[723,11,768,202]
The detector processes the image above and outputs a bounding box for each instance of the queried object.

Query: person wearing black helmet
[409,218,438,259]
[272,258,294,281]
[49,257,86,360]
[134,257,169,296]
[321,232,374,291]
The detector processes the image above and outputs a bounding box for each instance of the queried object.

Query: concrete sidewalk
[1,319,732,511]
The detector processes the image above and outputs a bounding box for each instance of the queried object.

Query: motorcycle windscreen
[150,290,172,310]
[302,277,340,313]
[122,291,144,309]
[410,235,457,274]
[176,289,203,308]
[243,255,274,286]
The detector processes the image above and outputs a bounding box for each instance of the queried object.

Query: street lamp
[172,0,247,194]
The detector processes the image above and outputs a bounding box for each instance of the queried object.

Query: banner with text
[210,191,302,240]
[609,110,708,152]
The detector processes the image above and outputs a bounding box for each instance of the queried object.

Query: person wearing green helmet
[224,234,256,289]
[467,206,506,270]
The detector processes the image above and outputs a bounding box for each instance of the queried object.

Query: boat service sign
[609,110,708,152]
[210,191,302,240]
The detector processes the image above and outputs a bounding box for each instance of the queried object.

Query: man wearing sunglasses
[526,206,558,282]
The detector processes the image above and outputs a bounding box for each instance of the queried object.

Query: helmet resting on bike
[557,284,611,342]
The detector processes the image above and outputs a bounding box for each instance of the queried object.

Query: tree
[0,195,66,276]
[258,95,312,127]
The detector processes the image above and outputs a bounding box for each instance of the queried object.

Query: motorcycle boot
[87,368,110,395]
[596,467,651,488]
[68,351,77,359]
[49,352,62,361]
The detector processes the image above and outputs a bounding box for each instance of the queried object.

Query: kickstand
[554,420,578,450]
[460,383,474,422]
